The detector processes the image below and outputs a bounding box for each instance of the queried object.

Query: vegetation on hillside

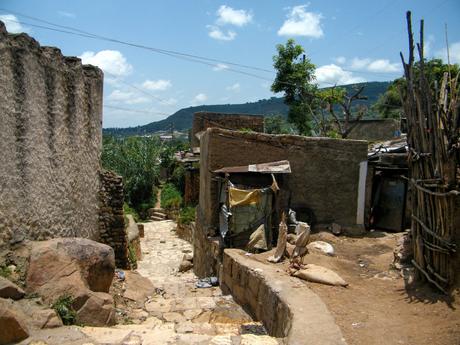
[103,82,389,137]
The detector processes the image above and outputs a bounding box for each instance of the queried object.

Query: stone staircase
[149,208,167,221]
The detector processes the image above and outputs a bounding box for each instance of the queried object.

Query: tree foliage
[101,135,161,211]
[264,115,296,134]
[271,39,319,135]
[374,58,460,119]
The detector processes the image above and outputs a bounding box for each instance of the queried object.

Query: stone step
[152,212,167,218]
[151,215,166,221]
[152,207,165,213]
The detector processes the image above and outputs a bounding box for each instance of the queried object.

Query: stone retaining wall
[98,170,129,268]
[221,249,347,345]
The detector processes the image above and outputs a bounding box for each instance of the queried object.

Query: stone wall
[98,170,129,268]
[221,249,347,344]
[191,112,264,147]
[0,22,103,244]
[194,128,368,276]
[346,119,400,141]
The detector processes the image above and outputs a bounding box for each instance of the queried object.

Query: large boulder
[0,299,29,344]
[0,276,25,300]
[26,238,115,302]
[25,238,116,326]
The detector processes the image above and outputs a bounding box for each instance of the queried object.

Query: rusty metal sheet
[214,160,291,174]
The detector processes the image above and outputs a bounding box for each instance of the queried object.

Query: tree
[264,115,296,134]
[271,39,319,136]
[319,85,368,138]
[374,58,459,119]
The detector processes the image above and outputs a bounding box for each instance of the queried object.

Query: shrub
[179,206,196,225]
[0,265,11,278]
[161,183,182,210]
[52,294,77,325]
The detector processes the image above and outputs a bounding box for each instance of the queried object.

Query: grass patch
[179,206,196,225]
[161,183,182,210]
[123,202,140,222]
[128,244,137,269]
[52,294,77,325]
[0,265,11,278]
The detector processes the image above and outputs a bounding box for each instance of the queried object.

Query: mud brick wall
[194,128,367,276]
[191,112,264,147]
[98,170,129,268]
[346,119,400,141]
[0,22,103,244]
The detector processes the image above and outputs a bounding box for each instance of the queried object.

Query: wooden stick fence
[400,11,459,293]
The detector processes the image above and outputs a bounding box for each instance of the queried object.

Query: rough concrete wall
[346,119,400,141]
[0,22,103,244]
[98,170,129,268]
[191,112,264,147]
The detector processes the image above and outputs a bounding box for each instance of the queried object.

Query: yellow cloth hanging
[228,187,261,207]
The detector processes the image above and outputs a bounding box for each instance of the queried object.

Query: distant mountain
[104,81,390,137]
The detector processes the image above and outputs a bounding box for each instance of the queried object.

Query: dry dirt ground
[253,230,460,345]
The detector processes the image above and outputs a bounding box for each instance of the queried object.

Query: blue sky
[1,0,459,128]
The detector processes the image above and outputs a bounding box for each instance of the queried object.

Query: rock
[179,260,193,272]
[293,264,348,287]
[394,232,413,267]
[307,241,335,256]
[331,223,342,235]
[15,299,63,329]
[26,238,115,302]
[123,271,155,303]
[73,291,116,326]
[183,253,193,262]
[0,298,29,344]
[0,276,25,300]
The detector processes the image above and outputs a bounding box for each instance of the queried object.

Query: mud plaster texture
[191,112,264,148]
[0,22,103,244]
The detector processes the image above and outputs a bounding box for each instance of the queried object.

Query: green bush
[0,265,11,278]
[161,183,182,210]
[123,203,140,222]
[52,295,77,325]
[179,206,196,225]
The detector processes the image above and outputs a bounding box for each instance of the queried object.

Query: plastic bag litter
[115,269,125,281]
[196,276,219,288]
[293,264,348,287]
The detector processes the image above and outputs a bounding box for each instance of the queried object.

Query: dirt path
[80,220,281,345]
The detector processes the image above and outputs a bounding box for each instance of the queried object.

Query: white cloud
[213,63,229,71]
[142,79,172,91]
[58,11,76,18]
[79,50,133,77]
[226,83,240,92]
[367,59,400,73]
[334,56,346,65]
[216,5,253,27]
[107,90,149,105]
[350,57,401,73]
[436,41,460,64]
[192,93,207,105]
[207,25,236,41]
[350,58,371,70]
[315,64,366,87]
[278,5,323,38]
[162,97,178,106]
[0,14,29,33]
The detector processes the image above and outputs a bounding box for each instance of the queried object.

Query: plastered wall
[0,22,103,244]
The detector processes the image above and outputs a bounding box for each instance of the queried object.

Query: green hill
[104,81,390,136]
